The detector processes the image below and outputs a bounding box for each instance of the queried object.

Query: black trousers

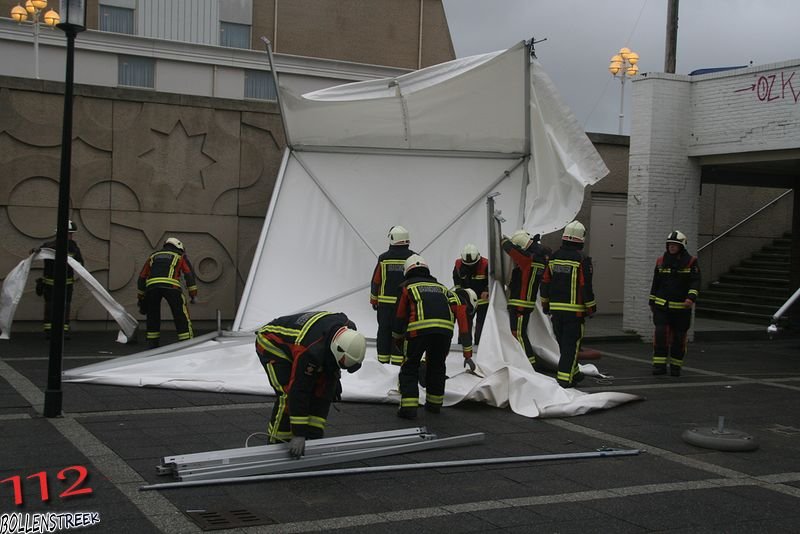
[652,307,691,368]
[260,355,329,443]
[42,284,74,332]
[144,286,193,348]
[376,304,403,365]
[474,302,488,344]
[398,334,452,410]
[550,311,585,385]
[508,308,536,364]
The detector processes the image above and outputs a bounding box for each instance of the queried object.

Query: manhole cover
[186,509,275,531]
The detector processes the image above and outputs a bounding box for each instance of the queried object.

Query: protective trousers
[551,311,585,387]
[398,334,451,413]
[652,307,691,371]
[42,284,74,335]
[262,358,328,443]
[474,302,488,345]
[376,304,403,365]
[508,308,537,365]
[144,286,193,348]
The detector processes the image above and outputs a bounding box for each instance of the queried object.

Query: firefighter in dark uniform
[393,255,474,419]
[540,221,596,388]
[649,230,700,377]
[453,243,489,345]
[35,220,84,339]
[137,237,197,348]
[254,312,366,458]
[370,225,416,365]
[501,230,549,369]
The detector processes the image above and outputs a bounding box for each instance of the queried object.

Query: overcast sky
[442,0,800,135]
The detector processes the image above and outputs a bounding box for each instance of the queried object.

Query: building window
[99,5,134,34]
[244,70,277,100]
[119,56,155,88]
[220,21,251,49]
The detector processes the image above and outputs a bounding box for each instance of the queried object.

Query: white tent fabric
[63,288,639,416]
[0,249,138,341]
[63,43,639,417]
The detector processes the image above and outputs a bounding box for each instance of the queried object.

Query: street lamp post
[10,1,61,79]
[43,0,86,418]
[608,47,640,135]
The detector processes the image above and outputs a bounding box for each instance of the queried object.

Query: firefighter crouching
[254,312,366,458]
[453,243,489,345]
[370,225,416,365]
[540,221,596,388]
[501,230,549,370]
[393,255,474,419]
[649,230,700,377]
[137,237,197,348]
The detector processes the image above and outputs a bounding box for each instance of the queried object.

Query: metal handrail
[698,189,793,252]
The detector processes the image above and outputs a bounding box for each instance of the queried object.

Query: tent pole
[519,40,533,227]
[260,36,293,149]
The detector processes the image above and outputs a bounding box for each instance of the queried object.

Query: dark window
[244,70,277,100]
[99,5,134,34]
[119,55,155,88]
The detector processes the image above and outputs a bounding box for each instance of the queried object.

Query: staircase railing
[767,286,800,338]
[698,189,792,252]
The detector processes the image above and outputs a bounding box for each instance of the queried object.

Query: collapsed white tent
[64,42,641,416]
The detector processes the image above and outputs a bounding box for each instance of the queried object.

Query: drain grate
[185,509,276,531]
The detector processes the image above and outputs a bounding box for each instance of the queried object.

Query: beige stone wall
[0,77,282,331]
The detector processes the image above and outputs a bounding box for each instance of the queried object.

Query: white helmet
[511,229,533,249]
[462,288,478,311]
[666,230,687,247]
[461,244,481,265]
[388,225,410,246]
[165,237,184,251]
[562,220,586,243]
[403,254,428,276]
[330,327,366,373]
[67,220,77,233]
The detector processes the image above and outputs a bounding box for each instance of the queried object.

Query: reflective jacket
[540,243,596,317]
[41,239,84,286]
[255,311,354,437]
[137,245,198,298]
[452,257,489,306]
[392,272,472,357]
[649,249,700,311]
[501,236,548,312]
[370,244,415,307]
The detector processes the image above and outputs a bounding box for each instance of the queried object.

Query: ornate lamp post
[608,47,640,135]
[10,0,61,79]
[43,0,86,418]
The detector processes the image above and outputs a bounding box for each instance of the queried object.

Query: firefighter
[501,230,549,369]
[649,230,700,377]
[393,255,474,419]
[540,220,596,388]
[370,225,416,365]
[453,243,489,344]
[34,220,84,339]
[137,237,197,348]
[254,312,366,458]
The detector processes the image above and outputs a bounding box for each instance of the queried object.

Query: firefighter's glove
[463,357,476,373]
[371,302,378,311]
[542,303,550,315]
[288,436,306,459]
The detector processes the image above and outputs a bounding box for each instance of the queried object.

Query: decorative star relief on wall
[138,120,216,198]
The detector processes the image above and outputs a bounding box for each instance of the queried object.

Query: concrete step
[730,266,789,277]
[751,252,791,262]
[740,259,790,270]
[762,244,791,253]
[701,290,787,306]
[719,273,789,287]
[695,307,783,325]
[708,282,792,298]
[695,298,782,315]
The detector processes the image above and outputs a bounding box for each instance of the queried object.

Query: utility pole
[664,0,679,73]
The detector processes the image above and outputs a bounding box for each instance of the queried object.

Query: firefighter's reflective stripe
[508,298,536,308]
[377,295,398,304]
[400,397,419,408]
[257,336,291,362]
[296,312,332,344]
[261,324,302,338]
[146,277,181,287]
[308,416,326,431]
[407,318,455,332]
[290,415,310,426]
[380,260,406,298]
[426,393,444,406]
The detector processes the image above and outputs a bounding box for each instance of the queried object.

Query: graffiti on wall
[734,70,800,103]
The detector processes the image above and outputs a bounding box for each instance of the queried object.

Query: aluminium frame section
[142,446,637,491]
[158,427,428,475]
[177,432,485,482]
[167,433,433,477]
